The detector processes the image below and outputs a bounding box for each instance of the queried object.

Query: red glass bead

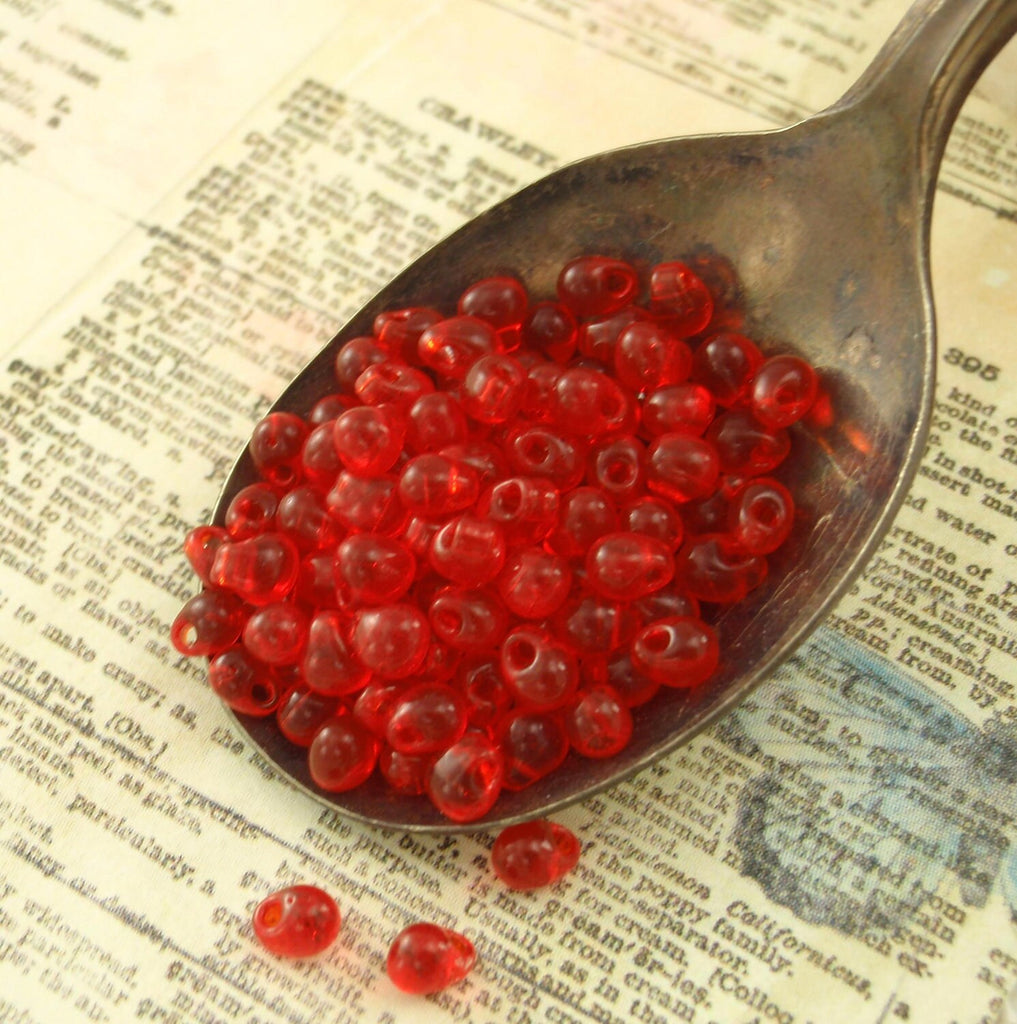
[460,657,513,731]
[546,486,618,560]
[503,424,587,491]
[477,475,559,544]
[295,551,337,607]
[676,533,768,603]
[552,591,637,656]
[375,306,443,363]
[646,433,720,503]
[308,715,380,791]
[406,392,469,453]
[648,261,714,337]
[557,255,639,318]
[184,525,229,585]
[728,477,794,554]
[459,275,528,335]
[633,581,700,623]
[301,421,344,491]
[586,531,674,601]
[352,681,405,738]
[491,820,581,889]
[428,513,506,587]
[277,486,340,550]
[334,533,416,607]
[630,615,720,687]
[462,353,527,423]
[225,483,278,539]
[588,435,645,501]
[519,360,562,422]
[681,487,732,536]
[418,315,499,379]
[276,686,340,745]
[497,546,572,618]
[398,454,480,517]
[355,362,434,408]
[335,335,387,392]
[427,731,504,821]
[387,923,476,994]
[302,610,371,696]
[501,628,579,708]
[351,604,430,679]
[690,331,763,407]
[750,354,819,429]
[211,532,300,605]
[523,301,577,363]
[308,392,355,425]
[250,412,309,488]
[386,682,468,755]
[567,684,632,758]
[641,383,715,438]
[613,321,691,393]
[707,409,791,477]
[438,440,509,490]
[622,495,684,550]
[414,637,462,685]
[497,708,569,790]
[332,404,406,477]
[605,651,660,707]
[252,885,341,958]
[326,472,407,535]
[243,602,308,665]
[428,587,508,652]
[552,367,632,437]
[685,248,745,331]
[379,746,435,795]
[578,305,651,363]
[208,646,283,715]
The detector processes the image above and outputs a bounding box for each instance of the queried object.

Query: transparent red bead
[552,367,632,437]
[225,483,278,539]
[641,383,716,438]
[386,682,468,755]
[648,261,714,337]
[355,362,434,408]
[586,531,674,601]
[462,353,527,423]
[707,409,790,477]
[439,440,509,490]
[184,525,228,585]
[387,923,476,994]
[503,424,587,491]
[460,657,513,731]
[428,513,506,587]
[428,586,508,652]
[605,651,660,707]
[406,392,469,453]
[276,686,340,745]
[207,646,283,715]
[250,412,309,488]
[646,433,720,503]
[243,602,308,665]
[308,715,380,791]
[546,486,618,560]
[690,331,763,407]
[630,615,719,687]
[418,315,499,379]
[578,305,651,363]
[398,454,480,517]
[750,354,819,429]
[588,435,645,501]
[676,533,768,603]
[633,581,700,624]
[277,486,340,550]
[491,820,581,889]
[252,885,341,958]
[413,637,462,686]
[326,472,407,535]
[379,746,435,795]
[728,477,795,554]
[497,708,570,790]
[567,684,632,758]
[427,731,504,822]
[295,550,338,607]
[551,591,637,656]
[685,248,745,331]
[332,404,406,477]
[613,321,691,393]
[350,604,430,679]
[334,533,416,607]
[459,275,528,333]
[352,681,405,738]
[497,546,572,618]
[375,306,443,363]
[477,475,560,544]
[308,392,355,425]
[302,610,371,696]
[501,628,579,708]
[335,335,387,393]
[557,255,639,318]
[300,421,344,491]
[211,532,300,605]
[622,495,684,550]
[523,301,578,363]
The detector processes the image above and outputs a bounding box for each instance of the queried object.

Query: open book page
[1,1,1016,1022]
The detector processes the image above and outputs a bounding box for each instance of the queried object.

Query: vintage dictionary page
[1,1,1017,1022]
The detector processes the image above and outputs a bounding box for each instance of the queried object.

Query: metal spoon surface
[214,0,1017,832]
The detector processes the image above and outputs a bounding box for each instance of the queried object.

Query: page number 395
[943,347,1000,381]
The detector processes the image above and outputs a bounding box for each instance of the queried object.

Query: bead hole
[251,683,277,707]
[506,638,538,671]
[494,481,523,516]
[642,628,670,654]
[435,609,463,636]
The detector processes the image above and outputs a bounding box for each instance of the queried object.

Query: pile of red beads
[172,253,820,823]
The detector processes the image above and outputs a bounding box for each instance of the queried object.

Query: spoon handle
[835,0,1017,189]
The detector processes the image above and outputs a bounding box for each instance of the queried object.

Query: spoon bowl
[214,0,1017,831]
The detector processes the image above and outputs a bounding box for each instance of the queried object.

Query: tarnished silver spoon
[213,0,1017,832]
